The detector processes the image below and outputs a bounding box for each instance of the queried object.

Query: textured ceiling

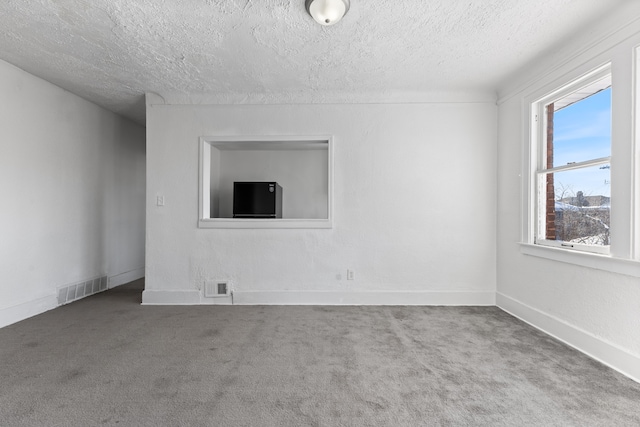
[0,0,629,125]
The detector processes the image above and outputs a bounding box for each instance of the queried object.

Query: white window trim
[519,243,640,277]
[532,65,612,255]
[520,49,640,275]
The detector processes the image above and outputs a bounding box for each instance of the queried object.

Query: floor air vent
[57,275,108,305]
[205,281,230,298]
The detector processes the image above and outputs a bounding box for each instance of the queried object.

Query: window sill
[199,218,332,229]
[519,243,640,278]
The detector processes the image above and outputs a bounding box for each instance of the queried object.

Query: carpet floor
[1,279,639,426]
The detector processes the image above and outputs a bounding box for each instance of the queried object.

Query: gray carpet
[1,280,639,426]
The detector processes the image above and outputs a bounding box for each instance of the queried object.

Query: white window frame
[519,45,640,278]
[532,65,612,255]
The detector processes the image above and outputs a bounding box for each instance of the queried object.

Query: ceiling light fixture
[305,0,350,26]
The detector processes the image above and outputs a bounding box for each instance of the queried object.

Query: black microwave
[233,182,283,218]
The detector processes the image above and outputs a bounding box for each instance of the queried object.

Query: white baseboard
[141,289,495,306]
[0,294,57,329]
[1,268,141,328]
[234,290,495,305]
[142,289,202,305]
[108,267,145,289]
[497,292,640,383]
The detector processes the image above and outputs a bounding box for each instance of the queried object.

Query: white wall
[496,2,640,381]
[0,59,146,327]
[216,148,328,219]
[144,101,497,305]
[209,147,221,218]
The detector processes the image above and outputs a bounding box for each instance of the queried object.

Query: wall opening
[199,136,333,229]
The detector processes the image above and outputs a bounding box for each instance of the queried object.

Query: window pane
[541,165,610,245]
[549,87,611,168]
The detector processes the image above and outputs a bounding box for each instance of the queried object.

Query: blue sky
[552,88,611,198]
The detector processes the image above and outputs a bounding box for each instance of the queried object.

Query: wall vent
[204,280,231,298]
[57,275,108,306]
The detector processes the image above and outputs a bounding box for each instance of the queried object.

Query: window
[520,46,640,277]
[532,66,611,254]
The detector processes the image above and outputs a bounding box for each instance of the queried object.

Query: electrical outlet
[347,270,354,280]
